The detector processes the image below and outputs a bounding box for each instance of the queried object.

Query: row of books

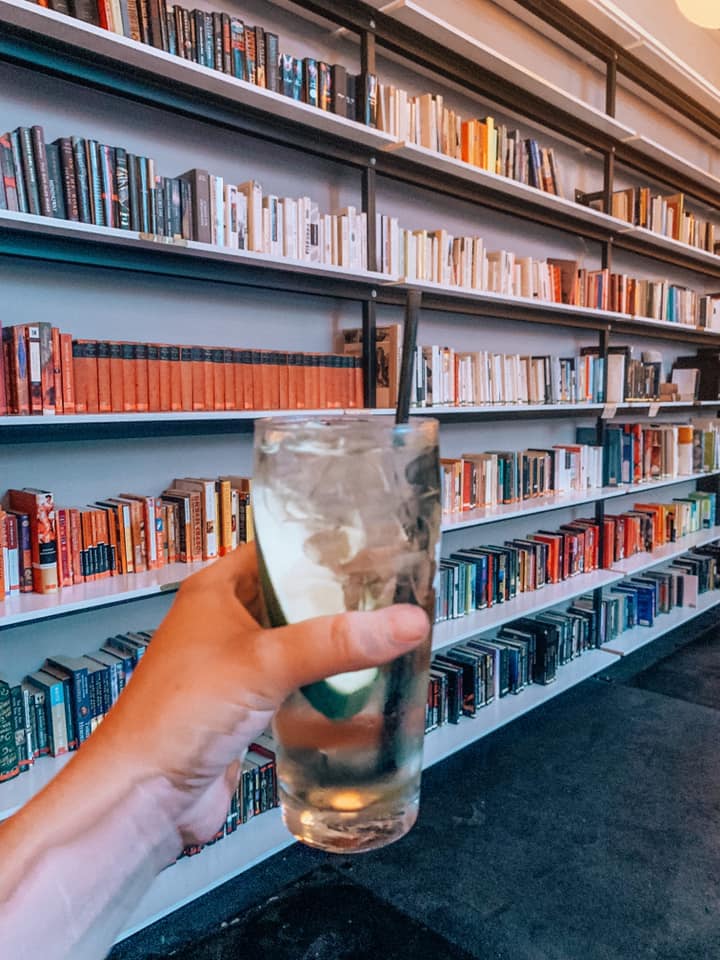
[374,222,720,327]
[426,546,720,728]
[578,421,720,485]
[39,0,374,122]
[435,496,717,623]
[409,347,607,408]
[0,322,363,417]
[0,630,279,845]
[0,126,370,268]
[605,187,719,256]
[375,87,562,195]
[440,444,604,516]
[0,478,253,600]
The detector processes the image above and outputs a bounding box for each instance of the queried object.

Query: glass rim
[255,413,438,433]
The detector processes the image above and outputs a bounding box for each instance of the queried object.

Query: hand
[86,543,431,848]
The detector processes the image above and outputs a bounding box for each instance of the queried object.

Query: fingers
[179,542,262,618]
[256,604,431,697]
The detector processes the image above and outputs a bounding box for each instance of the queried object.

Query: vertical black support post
[396,289,422,423]
[358,28,376,128]
[605,53,618,118]
[362,298,377,409]
[593,325,611,648]
[602,148,616,221]
[362,162,377,273]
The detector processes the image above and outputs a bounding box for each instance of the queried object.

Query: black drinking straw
[395,289,422,425]
[379,289,423,774]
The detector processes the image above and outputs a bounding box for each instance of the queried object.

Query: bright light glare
[676,0,720,29]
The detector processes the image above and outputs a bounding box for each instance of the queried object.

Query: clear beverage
[253,416,441,853]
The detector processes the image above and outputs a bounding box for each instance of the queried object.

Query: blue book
[44,655,92,746]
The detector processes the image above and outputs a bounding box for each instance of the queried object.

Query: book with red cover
[96,340,112,414]
[7,488,58,594]
[51,326,63,414]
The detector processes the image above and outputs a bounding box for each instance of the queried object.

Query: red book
[134,343,149,412]
[108,341,124,413]
[7,488,58,594]
[212,347,225,411]
[121,342,136,412]
[69,508,83,584]
[55,507,73,587]
[223,349,235,410]
[96,340,112,413]
[179,346,192,411]
[146,344,161,412]
[169,345,182,412]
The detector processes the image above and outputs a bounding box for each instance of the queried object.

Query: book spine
[0,682,20,782]
[115,146,130,229]
[9,130,28,213]
[44,141,66,219]
[0,133,20,211]
[19,127,41,215]
[71,137,92,224]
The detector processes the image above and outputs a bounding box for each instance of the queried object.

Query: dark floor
[110,610,720,960]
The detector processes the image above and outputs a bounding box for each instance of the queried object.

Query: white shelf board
[609,526,720,577]
[0,752,72,821]
[627,225,720,271]
[383,141,632,233]
[601,589,720,658]
[622,135,720,197]
[412,403,604,417]
[379,1,636,141]
[423,647,617,768]
[0,209,392,285]
[388,278,720,340]
[431,568,623,651]
[0,560,210,628]
[0,0,396,152]
[0,409,354,429]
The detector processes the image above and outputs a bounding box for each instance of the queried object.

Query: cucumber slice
[301,668,380,721]
[254,496,381,721]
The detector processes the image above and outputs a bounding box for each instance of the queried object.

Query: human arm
[0,543,430,960]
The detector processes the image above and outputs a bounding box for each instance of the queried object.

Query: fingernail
[385,604,430,646]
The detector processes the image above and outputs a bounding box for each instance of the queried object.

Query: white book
[238,180,263,252]
[224,184,238,249]
[280,197,297,260]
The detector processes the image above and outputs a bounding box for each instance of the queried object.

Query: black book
[48,0,72,14]
[85,139,105,227]
[115,146,130,229]
[127,153,140,231]
[9,130,28,213]
[71,0,100,25]
[265,32,279,92]
[165,3,177,56]
[203,11,213,68]
[99,143,117,228]
[17,127,41,215]
[44,141,66,220]
[303,57,318,107]
[54,137,78,220]
[71,136,92,224]
[221,13,231,73]
[331,63,347,116]
[31,125,54,217]
[178,168,210,243]
[193,9,206,66]
[212,12,223,71]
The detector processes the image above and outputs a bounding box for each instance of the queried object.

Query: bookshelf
[2,0,720,942]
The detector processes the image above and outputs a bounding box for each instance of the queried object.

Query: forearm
[0,744,182,960]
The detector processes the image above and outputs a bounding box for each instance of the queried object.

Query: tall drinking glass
[253,415,441,853]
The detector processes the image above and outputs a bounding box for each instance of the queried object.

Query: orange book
[108,341,124,413]
[301,354,313,410]
[191,346,205,411]
[202,347,214,411]
[278,353,289,409]
[107,497,145,572]
[134,343,149,413]
[96,500,132,575]
[240,350,256,409]
[178,346,192,411]
[96,341,112,413]
[68,508,83,584]
[310,354,321,409]
[216,479,233,556]
[121,342,136,412]
[232,350,245,410]
[7,488,58,594]
[169,345,182,412]
[162,489,201,562]
[72,340,99,414]
[317,355,328,410]
[158,344,171,411]
[223,348,235,410]
[59,333,75,414]
[51,326,63,415]
[212,347,225,411]
[0,510,5,601]
[146,344,161,412]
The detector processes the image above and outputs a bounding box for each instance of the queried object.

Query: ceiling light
[675,0,720,28]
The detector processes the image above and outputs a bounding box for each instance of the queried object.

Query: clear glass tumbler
[253,415,441,853]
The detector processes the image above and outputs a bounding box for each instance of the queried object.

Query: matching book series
[426,539,720,731]
[0,321,363,418]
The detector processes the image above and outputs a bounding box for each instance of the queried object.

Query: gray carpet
[111,609,720,960]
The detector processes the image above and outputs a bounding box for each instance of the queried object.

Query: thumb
[255,604,430,698]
